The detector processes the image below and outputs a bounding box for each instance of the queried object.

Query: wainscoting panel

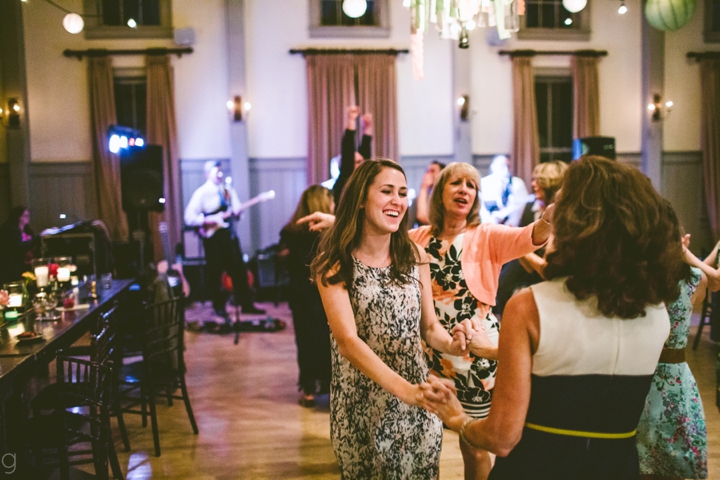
[662,151,713,255]
[248,157,307,253]
[0,163,10,223]
[28,162,97,232]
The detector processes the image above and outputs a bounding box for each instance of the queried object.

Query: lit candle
[34,265,49,287]
[8,293,23,308]
[57,267,71,282]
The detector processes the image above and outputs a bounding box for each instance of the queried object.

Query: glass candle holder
[32,258,50,288]
[54,257,72,283]
[3,282,24,309]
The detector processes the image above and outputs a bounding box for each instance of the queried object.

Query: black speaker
[572,136,616,160]
[120,145,165,212]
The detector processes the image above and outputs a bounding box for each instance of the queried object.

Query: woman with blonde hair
[311,159,475,478]
[408,161,552,479]
[423,156,686,480]
[280,185,334,406]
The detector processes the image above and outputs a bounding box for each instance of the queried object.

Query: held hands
[419,375,468,430]
[296,212,336,232]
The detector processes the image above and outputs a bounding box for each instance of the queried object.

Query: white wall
[244,0,455,159]
[664,0,720,151]
[22,0,232,163]
[469,0,643,155]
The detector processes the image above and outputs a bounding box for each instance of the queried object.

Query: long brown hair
[428,162,481,236]
[543,156,686,319]
[311,159,418,287]
[283,185,333,233]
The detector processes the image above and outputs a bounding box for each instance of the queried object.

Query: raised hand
[347,105,360,129]
[361,113,373,136]
[420,169,436,189]
[296,212,336,231]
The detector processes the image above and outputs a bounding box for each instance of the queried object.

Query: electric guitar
[199,189,276,239]
[157,221,191,298]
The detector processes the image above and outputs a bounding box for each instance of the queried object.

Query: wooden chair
[30,356,117,480]
[118,296,198,456]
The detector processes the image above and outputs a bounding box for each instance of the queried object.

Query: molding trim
[29,161,93,176]
[661,151,702,164]
[249,157,306,172]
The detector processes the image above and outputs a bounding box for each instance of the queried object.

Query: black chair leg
[140,384,148,428]
[108,438,124,480]
[148,389,161,457]
[179,377,199,434]
[165,387,174,406]
[114,404,131,451]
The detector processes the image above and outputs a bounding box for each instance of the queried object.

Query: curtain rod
[687,51,720,60]
[63,47,193,60]
[289,48,409,55]
[498,49,608,58]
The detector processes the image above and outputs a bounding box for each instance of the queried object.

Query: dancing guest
[408,162,551,479]
[422,156,685,480]
[332,106,372,205]
[414,160,446,226]
[0,206,37,285]
[279,185,334,407]
[636,209,708,479]
[311,159,477,478]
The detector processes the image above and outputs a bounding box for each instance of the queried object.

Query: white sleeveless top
[531,278,670,378]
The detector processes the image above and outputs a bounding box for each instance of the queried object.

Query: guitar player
[184,161,266,327]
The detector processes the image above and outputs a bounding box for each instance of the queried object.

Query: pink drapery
[511,56,540,185]
[700,59,720,239]
[88,56,129,242]
[357,54,399,163]
[146,55,181,263]
[305,55,355,185]
[305,53,400,185]
[571,56,600,139]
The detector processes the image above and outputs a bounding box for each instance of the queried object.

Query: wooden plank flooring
[108,302,719,479]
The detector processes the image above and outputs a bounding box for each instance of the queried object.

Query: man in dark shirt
[332,105,373,205]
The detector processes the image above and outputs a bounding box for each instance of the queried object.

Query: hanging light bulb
[458,26,470,49]
[127,18,138,28]
[618,1,628,14]
[342,0,368,18]
[562,0,587,13]
[62,13,84,34]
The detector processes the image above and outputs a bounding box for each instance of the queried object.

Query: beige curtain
[571,56,600,139]
[700,59,720,239]
[88,56,128,242]
[357,54,399,162]
[305,55,355,185]
[146,55,181,263]
[511,56,540,185]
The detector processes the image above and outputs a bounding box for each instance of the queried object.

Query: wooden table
[0,279,136,455]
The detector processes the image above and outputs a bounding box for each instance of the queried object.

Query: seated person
[0,206,37,284]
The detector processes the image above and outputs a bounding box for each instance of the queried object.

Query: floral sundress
[425,233,499,418]
[636,267,708,478]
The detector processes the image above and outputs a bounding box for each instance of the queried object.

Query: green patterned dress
[636,267,708,478]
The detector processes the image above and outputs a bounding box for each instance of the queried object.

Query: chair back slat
[141,297,185,379]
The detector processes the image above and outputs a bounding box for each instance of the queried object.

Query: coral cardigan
[409,223,540,308]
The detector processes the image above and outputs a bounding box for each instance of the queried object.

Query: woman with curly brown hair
[422,156,687,480]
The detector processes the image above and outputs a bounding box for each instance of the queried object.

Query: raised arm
[415,170,435,226]
[318,269,427,407]
[358,113,373,159]
[683,237,720,292]
[422,288,538,456]
[333,106,361,204]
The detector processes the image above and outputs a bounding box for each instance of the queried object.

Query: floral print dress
[425,233,500,418]
[637,267,708,478]
[329,258,442,479]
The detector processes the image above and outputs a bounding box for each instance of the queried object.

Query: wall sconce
[647,93,673,122]
[3,98,22,128]
[226,95,252,122]
[457,95,470,121]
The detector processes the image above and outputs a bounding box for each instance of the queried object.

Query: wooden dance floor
[106,301,719,479]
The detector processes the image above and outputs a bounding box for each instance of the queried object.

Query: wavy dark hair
[543,156,686,319]
[311,159,418,287]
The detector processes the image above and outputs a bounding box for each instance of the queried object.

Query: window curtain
[88,56,129,242]
[511,56,540,185]
[356,54,399,162]
[571,56,600,138]
[305,55,355,185]
[700,59,720,239]
[146,54,181,262]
